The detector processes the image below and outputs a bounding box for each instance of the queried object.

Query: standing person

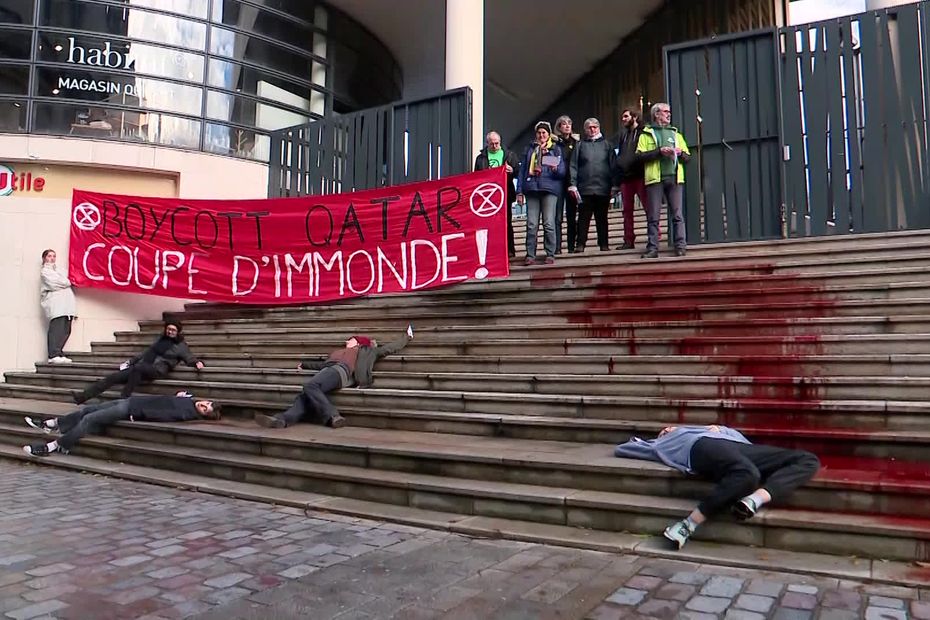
[255,324,414,430]
[23,392,221,457]
[40,249,76,364]
[615,425,820,549]
[516,121,566,266]
[73,318,205,404]
[614,109,650,250]
[474,131,521,259]
[636,102,691,258]
[569,118,615,252]
[553,115,579,254]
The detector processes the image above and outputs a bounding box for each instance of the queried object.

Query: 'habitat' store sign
[50,37,143,98]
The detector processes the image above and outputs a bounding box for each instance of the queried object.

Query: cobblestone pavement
[0,462,928,620]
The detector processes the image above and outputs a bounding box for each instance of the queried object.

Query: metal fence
[267,88,472,198]
[665,0,930,242]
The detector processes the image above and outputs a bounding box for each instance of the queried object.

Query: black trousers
[556,192,578,253]
[576,194,610,250]
[57,399,131,451]
[689,437,820,517]
[506,190,516,256]
[278,365,345,426]
[77,362,165,403]
[47,316,72,358]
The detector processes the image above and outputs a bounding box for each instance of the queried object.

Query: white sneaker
[662,519,695,550]
[47,358,57,364]
[59,357,72,364]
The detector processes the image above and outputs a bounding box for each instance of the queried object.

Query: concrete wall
[0,136,268,376]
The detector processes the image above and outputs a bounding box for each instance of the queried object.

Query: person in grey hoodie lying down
[615,425,820,549]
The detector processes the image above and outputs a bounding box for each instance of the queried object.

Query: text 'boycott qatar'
[69,168,510,304]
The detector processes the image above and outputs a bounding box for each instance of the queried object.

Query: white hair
[650,103,670,121]
[485,131,501,142]
[583,117,600,128]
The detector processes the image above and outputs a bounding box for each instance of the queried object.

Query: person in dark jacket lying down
[22,392,221,457]
[615,425,820,549]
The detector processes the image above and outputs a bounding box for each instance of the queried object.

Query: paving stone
[821,589,861,611]
[23,563,74,578]
[678,612,719,620]
[203,572,252,588]
[734,593,775,613]
[788,584,819,595]
[818,610,860,620]
[669,571,712,586]
[624,575,663,591]
[869,596,905,609]
[604,587,647,606]
[747,579,785,597]
[864,608,907,620]
[655,582,696,602]
[702,576,745,598]
[782,592,818,610]
[4,599,69,620]
[771,608,813,620]
[724,610,766,620]
[145,567,188,580]
[913,600,930,620]
[686,595,732,614]
[636,598,680,619]
[277,564,320,579]
[108,555,152,567]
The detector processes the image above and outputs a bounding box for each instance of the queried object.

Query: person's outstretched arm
[298,357,326,371]
[374,324,414,359]
[179,343,204,370]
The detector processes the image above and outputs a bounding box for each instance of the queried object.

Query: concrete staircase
[4,228,930,582]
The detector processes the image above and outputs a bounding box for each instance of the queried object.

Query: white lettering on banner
[187,253,207,295]
[346,250,376,296]
[82,243,106,281]
[377,245,407,292]
[232,256,260,296]
[77,234,477,299]
[410,239,441,290]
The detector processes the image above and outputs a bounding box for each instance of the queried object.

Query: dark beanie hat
[534,121,552,134]
[164,317,182,332]
[354,335,373,347]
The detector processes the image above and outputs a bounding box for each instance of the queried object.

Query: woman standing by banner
[516,121,566,266]
[40,249,76,364]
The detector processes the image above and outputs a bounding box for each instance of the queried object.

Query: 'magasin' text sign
[69,168,510,304]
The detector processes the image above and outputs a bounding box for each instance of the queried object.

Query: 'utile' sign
[0,164,46,197]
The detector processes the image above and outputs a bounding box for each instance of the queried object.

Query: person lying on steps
[73,318,205,404]
[23,391,221,457]
[255,324,414,430]
[614,424,820,549]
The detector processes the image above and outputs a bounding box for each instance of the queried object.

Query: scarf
[528,136,555,173]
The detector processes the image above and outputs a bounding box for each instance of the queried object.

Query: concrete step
[3,416,929,560]
[5,374,930,431]
[30,362,930,402]
[83,333,930,357]
[59,352,930,377]
[2,439,923,585]
[4,405,926,519]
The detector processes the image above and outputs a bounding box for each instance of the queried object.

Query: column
[445,0,484,159]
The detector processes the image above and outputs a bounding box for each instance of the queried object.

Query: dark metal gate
[267,88,472,198]
[666,29,784,244]
[665,0,930,243]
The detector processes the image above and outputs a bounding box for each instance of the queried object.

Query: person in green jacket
[635,102,691,259]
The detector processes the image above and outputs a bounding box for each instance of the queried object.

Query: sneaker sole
[255,415,284,429]
[24,417,51,433]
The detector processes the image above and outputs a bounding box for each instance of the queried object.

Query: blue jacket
[614,426,750,474]
[516,142,566,196]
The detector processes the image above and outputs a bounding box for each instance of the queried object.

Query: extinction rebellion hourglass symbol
[469,182,505,280]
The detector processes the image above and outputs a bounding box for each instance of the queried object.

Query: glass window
[0,99,27,131]
[33,101,201,148]
[211,0,318,26]
[210,26,319,78]
[0,64,29,95]
[128,0,208,20]
[35,67,204,116]
[0,0,34,25]
[204,121,269,160]
[0,28,32,59]
[37,32,205,83]
[207,57,322,98]
[210,0,320,51]
[205,89,312,130]
[39,0,206,51]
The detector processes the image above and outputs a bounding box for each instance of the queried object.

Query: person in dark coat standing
[74,318,205,404]
[553,115,580,254]
[255,324,414,430]
[515,121,566,265]
[569,117,616,252]
[474,131,521,259]
[23,392,221,457]
[613,108,650,250]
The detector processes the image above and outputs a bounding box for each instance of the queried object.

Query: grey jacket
[570,136,616,197]
[40,265,77,320]
[614,426,751,474]
[300,334,411,388]
[130,336,201,375]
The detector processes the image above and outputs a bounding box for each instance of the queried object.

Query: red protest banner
[69,168,510,304]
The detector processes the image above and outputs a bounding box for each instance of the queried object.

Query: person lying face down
[23,392,221,457]
[615,425,820,549]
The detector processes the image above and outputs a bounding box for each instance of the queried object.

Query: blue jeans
[279,365,346,426]
[58,399,131,451]
[525,192,558,259]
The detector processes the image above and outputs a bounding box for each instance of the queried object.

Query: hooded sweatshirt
[614,426,750,474]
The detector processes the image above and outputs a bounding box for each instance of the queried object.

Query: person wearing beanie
[256,324,414,430]
[73,317,205,404]
[515,120,567,265]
